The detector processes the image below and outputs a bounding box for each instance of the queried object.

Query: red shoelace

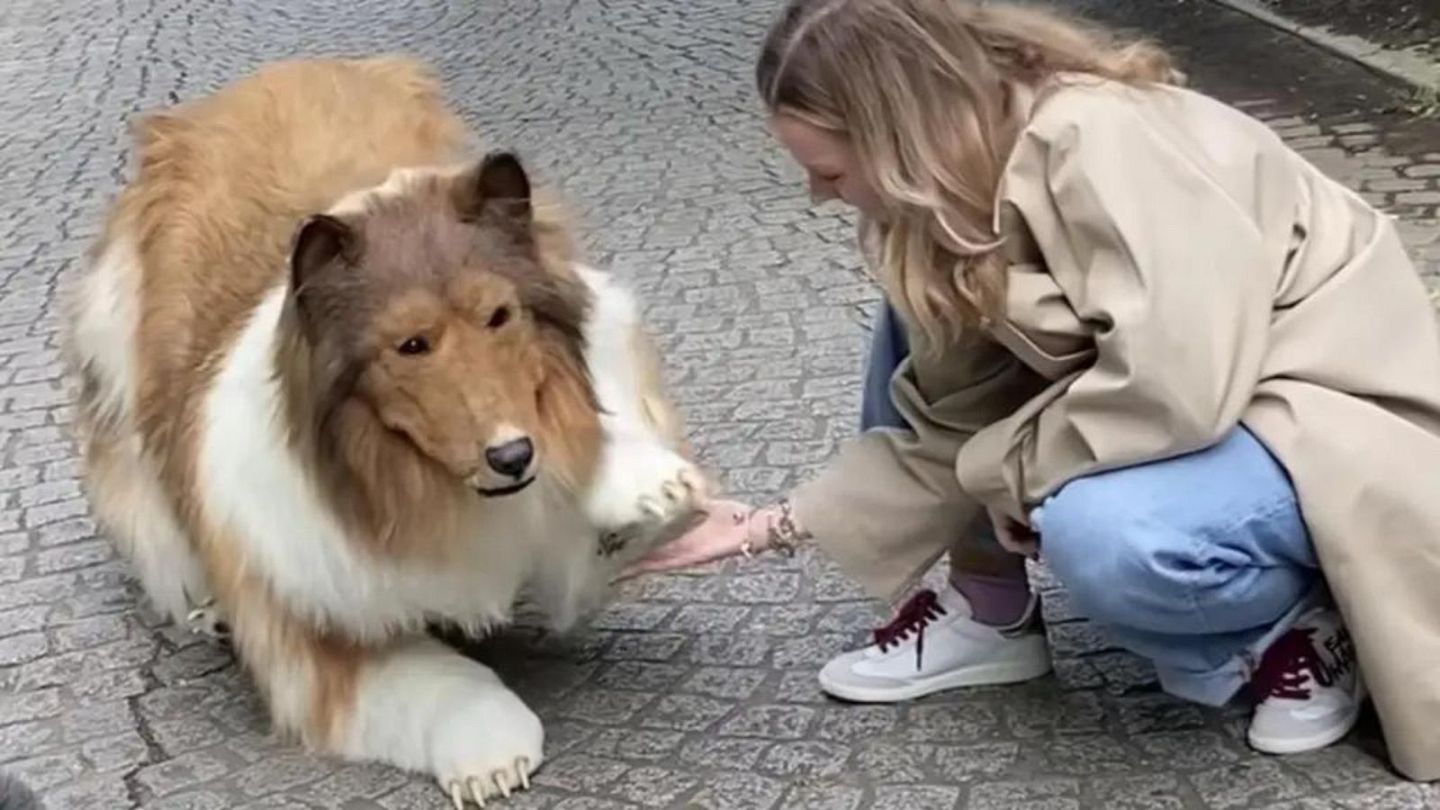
[873,589,947,671]
[1250,626,1349,701]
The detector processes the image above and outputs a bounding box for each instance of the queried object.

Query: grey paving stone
[680,666,768,700]
[686,771,786,810]
[531,753,630,794]
[779,783,864,810]
[871,785,961,810]
[1190,760,1311,809]
[851,740,933,784]
[0,686,61,725]
[1085,773,1190,810]
[135,751,238,799]
[0,632,48,666]
[1132,730,1247,772]
[930,742,1022,783]
[754,740,852,779]
[604,765,698,807]
[969,778,1081,810]
[717,705,816,740]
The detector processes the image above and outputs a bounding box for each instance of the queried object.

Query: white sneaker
[817,585,1052,703]
[1248,607,1365,755]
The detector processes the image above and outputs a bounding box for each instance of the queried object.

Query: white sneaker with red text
[817,584,1052,703]
[1248,607,1365,755]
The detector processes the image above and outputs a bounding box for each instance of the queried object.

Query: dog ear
[290,214,354,296]
[454,151,532,224]
[288,214,359,336]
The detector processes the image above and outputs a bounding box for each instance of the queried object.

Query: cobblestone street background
[3,0,1440,808]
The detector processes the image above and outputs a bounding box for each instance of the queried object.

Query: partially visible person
[626,0,1440,779]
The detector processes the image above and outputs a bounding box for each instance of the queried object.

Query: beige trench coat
[792,77,1440,780]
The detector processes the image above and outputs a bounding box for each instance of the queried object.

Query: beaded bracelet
[738,498,811,558]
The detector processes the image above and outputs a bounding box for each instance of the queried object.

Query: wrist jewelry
[763,498,810,557]
[734,510,757,558]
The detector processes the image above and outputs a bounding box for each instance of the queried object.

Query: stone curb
[1207,0,1440,93]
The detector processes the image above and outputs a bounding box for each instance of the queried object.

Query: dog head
[287,153,595,496]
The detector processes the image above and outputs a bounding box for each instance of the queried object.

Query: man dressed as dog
[64,56,705,808]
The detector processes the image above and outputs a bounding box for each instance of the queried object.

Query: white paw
[184,596,229,640]
[431,685,544,808]
[585,436,707,557]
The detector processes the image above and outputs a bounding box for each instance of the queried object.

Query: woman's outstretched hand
[617,498,756,579]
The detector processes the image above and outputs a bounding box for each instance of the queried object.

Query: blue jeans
[861,304,1322,705]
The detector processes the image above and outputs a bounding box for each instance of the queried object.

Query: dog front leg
[573,265,709,550]
[226,589,542,808]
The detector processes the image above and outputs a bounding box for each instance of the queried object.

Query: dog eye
[397,336,431,356]
[487,306,511,329]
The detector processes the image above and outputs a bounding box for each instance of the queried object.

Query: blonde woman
[628,0,1440,778]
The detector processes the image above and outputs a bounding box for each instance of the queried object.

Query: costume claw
[662,479,685,503]
[449,780,465,810]
[639,495,664,518]
[679,466,705,495]
[184,591,215,610]
[680,465,706,493]
[466,776,488,807]
[516,758,531,790]
[492,771,511,798]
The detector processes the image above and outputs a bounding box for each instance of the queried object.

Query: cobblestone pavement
[3,0,1440,808]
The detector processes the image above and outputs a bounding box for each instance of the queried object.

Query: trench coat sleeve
[790,333,1042,601]
[958,98,1282,517]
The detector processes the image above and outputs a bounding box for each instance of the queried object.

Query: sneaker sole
[1247,678,1368,756]
[817,650,1053,704]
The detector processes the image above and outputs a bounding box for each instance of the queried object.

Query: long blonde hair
[756,0,1179,346]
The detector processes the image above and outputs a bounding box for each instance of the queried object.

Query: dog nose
[484,437,534,479]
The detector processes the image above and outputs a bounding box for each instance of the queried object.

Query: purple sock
[951,571,1032,627]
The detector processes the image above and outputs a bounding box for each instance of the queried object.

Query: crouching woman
[631,0,1440,779]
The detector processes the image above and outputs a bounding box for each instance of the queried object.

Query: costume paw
[184,596,229,640]
[431,685,544,808]
[442,756,535,808]
[586,438,707,556]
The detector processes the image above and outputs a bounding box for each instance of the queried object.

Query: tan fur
[216,565,366,749]
[630,325,693,457]
[65,56,683,774]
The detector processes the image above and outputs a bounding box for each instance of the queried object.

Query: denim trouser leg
[862,306,1321,704]
[1034,427,1323,705]
[860,302,911,433]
